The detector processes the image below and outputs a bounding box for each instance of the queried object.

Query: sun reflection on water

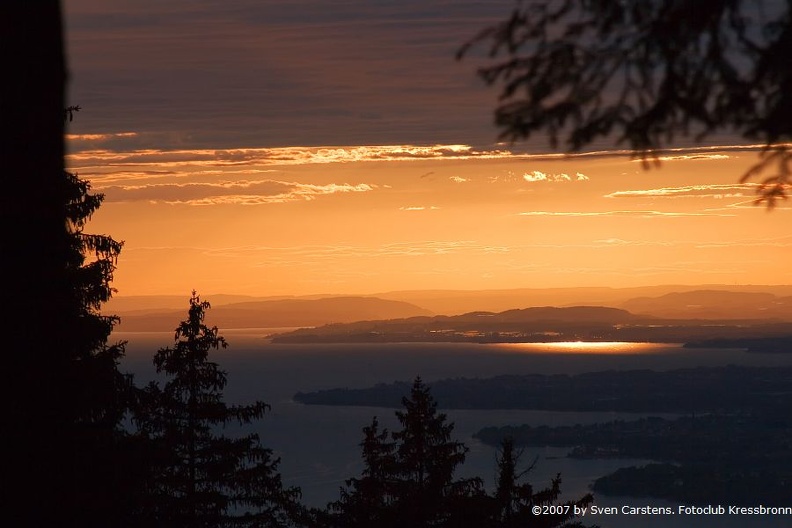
[495,341,676,355]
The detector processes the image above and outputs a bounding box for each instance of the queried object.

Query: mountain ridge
[107,285,792,332]
[114,296,433,331]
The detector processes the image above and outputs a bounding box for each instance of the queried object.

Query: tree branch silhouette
[459,0,792,207]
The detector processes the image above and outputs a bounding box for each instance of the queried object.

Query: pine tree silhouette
[490,437,593,528]
[331,377,482,528]
[135,292,302,527]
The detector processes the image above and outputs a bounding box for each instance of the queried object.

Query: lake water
[118,332,792,528]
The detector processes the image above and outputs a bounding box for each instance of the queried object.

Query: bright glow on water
[496,341,676,355]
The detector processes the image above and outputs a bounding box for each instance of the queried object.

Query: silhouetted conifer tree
[330,416,396,527]
[490,437,592,528]
[63,156,138,525]
[331,377,482,528]
[135,293,302,528]
[60,106,128,435]
[391,377,482,527]
[5,55,131,521]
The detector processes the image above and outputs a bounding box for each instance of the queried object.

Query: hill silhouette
[373,284,792,316]
[110,286,792,333]
[270,303,792,344]
[270,305,644,343]
[621,289,792,320]
[115,296,432,331]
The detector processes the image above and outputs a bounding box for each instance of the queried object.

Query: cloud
[64,0,786,153]
[179,240,511,266]
[631,154,731,162]
[523,171,547,182]
[695,235,792,249]
[522,170,589,182]
[63,1,523,149]
[594,238,662,246]
[68,144,518,170]
[66,132,138,141]
[100,179,375,205]
[605,184,759,199]
[517,210,736,218]
[399,206,440,211]
[66,143,765,184]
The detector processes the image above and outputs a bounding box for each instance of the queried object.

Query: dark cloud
[64,1,510,149]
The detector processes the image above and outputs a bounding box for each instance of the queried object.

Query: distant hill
[114,296,433,331]
[270,305,645,343]
[108,285,792,332]
[620,289,792,320]
[373,285,792,315]
[104,293,336,313]
[270,302,792,344]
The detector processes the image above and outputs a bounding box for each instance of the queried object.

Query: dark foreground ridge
[295,366,792,506]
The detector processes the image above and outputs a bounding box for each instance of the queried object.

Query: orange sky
[62,1,791,297]
[67,142,791,296]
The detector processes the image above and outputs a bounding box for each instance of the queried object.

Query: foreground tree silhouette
[4,1,132,518]
[331,378,483,528]
[4,3,73,525]
[64,142,138,525]
[460,0,792,205]
[391,377,482,527]
[490,437,592,528]
[135,293,302,527]
[330,381,595,528]
[329,416,397,527]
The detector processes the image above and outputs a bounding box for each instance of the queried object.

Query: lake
[118,332,792,527]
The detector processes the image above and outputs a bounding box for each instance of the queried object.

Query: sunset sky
[64,0,791,297]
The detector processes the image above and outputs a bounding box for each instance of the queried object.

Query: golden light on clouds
[67,143,516,171]
[523,171,589,182]
[517,210,737,218]
[604,184,758,199]
[66,139,791,297]
[67,131,139,141]
[59,0,792,304]
[101,180,376,206]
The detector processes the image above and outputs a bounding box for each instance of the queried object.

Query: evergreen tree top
[136,293,302,527]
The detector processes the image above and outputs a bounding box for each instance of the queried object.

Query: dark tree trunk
[1,2,73,526]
